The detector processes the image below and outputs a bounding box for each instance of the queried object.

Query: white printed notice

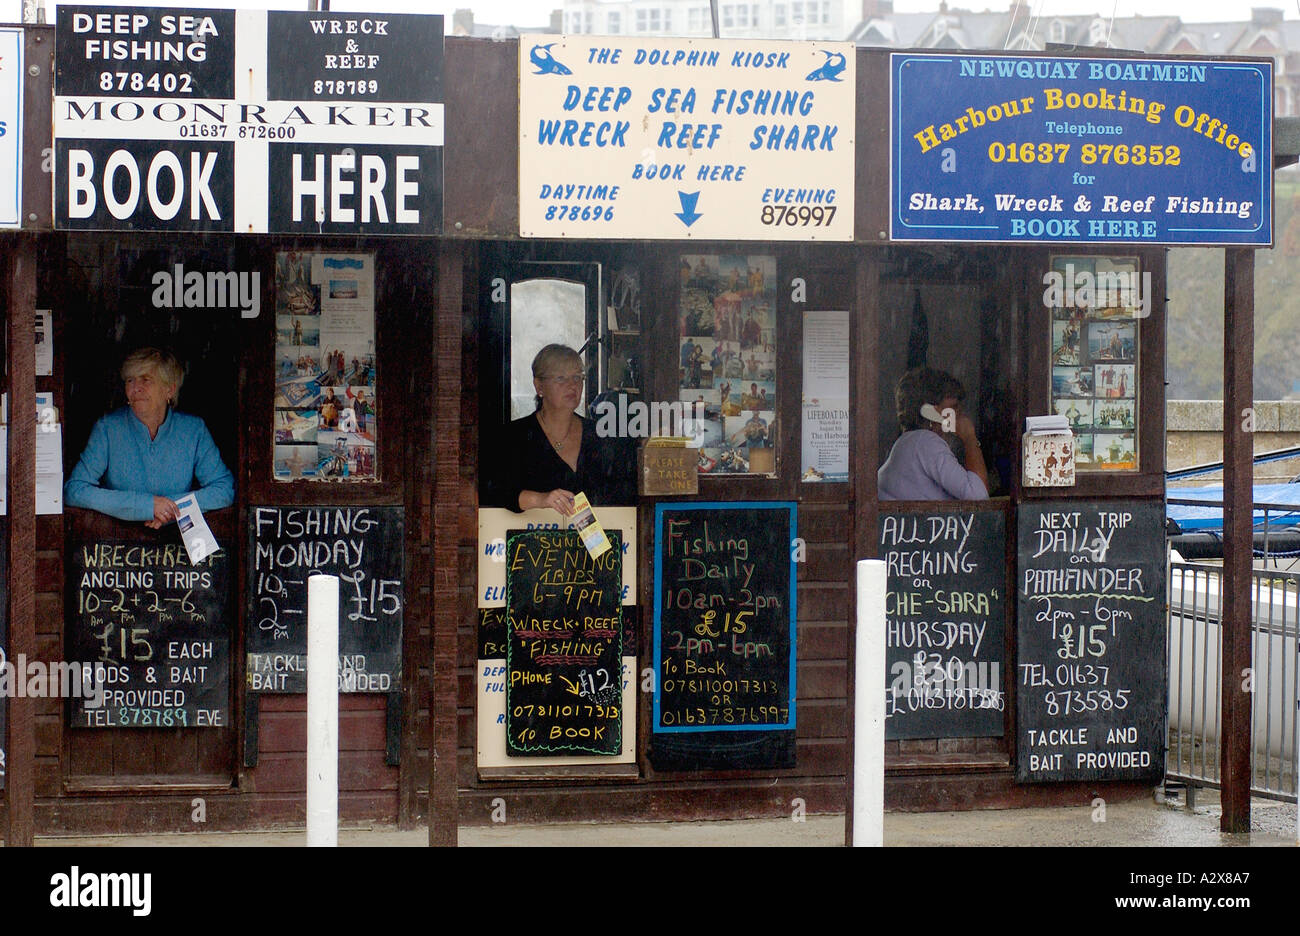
[801,310,849,482]
[519,35,855,240]
[175,493,220,564]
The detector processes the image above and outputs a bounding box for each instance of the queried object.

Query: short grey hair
[121,348,184,404]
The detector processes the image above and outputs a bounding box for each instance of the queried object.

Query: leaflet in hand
[175,494,220,564]
[567,491,611,560]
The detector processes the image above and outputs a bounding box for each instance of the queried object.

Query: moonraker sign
[891,54,1272,246]
[519,35,855,241]
[53,6,443,234]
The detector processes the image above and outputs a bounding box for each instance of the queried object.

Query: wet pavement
[26,788,1298,846]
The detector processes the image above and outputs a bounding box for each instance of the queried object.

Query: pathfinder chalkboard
[651,502,797,771]
[1016,500,1165,782]
[247,506,403,693]
[881,510,1007,739]
[504,530,622,756]
[67,538,231,728]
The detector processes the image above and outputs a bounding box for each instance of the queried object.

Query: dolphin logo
[806,50,846,82]
[530,43,573,76]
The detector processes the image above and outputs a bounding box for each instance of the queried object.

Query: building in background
[559,0,864,40]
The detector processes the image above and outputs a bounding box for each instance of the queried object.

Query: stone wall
[1167,400,1300,487]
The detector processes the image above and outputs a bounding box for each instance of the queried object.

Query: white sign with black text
[53,6,444,234]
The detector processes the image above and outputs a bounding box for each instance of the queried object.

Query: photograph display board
[519,35,854,240]
[1047,254,1140,471]
[66,537,231,728]
[679,254,778,476]
[54,6,443,233]
[651,502,797,771]
[892,53,1272,245]
[1016,500,1165,782]
[273,251,377,481]
[247,506,403,693]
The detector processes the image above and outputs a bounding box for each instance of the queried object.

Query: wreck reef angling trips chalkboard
[506,530,623,756]
[651,502,797,771]
[1016,499,1165,782]
[247,506,404,693]
[881,509,1007,739]
[67,537,231,728]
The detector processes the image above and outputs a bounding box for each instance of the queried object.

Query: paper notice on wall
[802,311,850,482]
[175,493,220,564]
[0,424,65,514]
[35,310,53,376]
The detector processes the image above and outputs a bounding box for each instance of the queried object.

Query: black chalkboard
[651,502,797,771]
[66,538,231,728]
[881,509,1007,739]
[1016,500,1166,782]
[247,506,404,693]
[505,530,622,756]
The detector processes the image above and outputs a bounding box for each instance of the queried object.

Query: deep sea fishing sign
[891,53,1271,245]
[54,6,443,233]
[520,35,854,240]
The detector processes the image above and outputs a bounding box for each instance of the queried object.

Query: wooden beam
[429,242,464,846]
[5,236,37,846]
[1219,247,1254,833]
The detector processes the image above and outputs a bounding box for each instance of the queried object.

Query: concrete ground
[27,788,1298,847]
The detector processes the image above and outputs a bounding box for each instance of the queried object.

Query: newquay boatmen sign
[520,35,855,241]
[54,6,443,234]
[891,53,1271,245]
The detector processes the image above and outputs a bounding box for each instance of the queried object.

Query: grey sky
[6,0,1294,29]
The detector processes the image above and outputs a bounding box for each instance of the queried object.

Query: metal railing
[1166,562,1299,803]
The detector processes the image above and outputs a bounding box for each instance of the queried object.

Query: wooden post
[428,242,463,846]
[1220,247,1254,833]
[846,252,879,845]
[5,236,37,846]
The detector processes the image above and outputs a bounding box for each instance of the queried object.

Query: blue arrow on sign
[675,191,702,227]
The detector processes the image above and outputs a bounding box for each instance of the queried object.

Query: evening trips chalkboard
[505,530,622,756]
[67,538,230,728]
[651,502,797,771]
[1016,500,1165,782]
[881,510,1006,739]
[247,506,403,693]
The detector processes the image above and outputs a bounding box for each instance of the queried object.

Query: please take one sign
[891,53,1272,245]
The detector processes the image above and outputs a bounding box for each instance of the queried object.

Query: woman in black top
[503,344,624,513]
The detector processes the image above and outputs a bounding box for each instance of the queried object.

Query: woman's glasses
[545,374,585,386]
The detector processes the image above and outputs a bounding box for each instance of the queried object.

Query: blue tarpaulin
[1166,482,1300,531]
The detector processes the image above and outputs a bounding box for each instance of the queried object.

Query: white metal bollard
[853,559,886,847]
[306,574,339,848]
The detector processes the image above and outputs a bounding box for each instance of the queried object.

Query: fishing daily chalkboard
[67,537,230,728]
[881,509,1006,739]
[651,502,797,771]
[1016,500,1165,782]
[247,506,404,693]
[505,530,622,756]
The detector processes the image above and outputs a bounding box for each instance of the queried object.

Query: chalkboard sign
[651,502,797,771]
[505,530,622,756]
[67,538,230,728]
[1016,500,1165,782]
[881,509,1007,739]
[247,506,404,693]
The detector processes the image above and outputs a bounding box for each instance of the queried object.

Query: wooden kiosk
[0,15,1277,844]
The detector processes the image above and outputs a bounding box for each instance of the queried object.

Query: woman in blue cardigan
[65,348,234,528]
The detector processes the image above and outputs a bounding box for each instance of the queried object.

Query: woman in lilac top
[65,348,234,527]
[878,367,989,501]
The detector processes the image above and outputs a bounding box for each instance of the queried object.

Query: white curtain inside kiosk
[510,279,587,420]
[476,507,637,770]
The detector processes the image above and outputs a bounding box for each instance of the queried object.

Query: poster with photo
[1047,255,1141,473]
[679,254,778,476]
[274,252,377,480]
